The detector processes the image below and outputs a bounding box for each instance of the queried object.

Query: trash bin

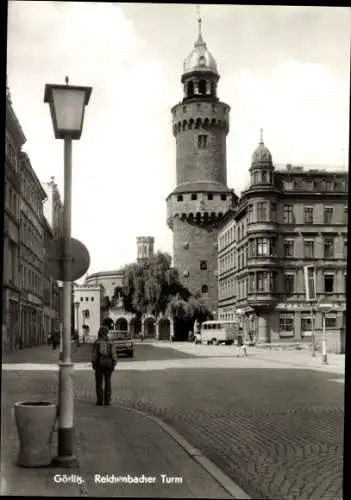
[14,401,57,467]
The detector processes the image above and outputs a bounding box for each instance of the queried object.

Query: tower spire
[195,5,205,47]
[260,128,264,144]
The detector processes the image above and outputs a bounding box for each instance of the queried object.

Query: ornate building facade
[218,135,348,353]
[42,176,64,239]
[166,19,236,314]
[19,152,48,347]
[3,86,26,351]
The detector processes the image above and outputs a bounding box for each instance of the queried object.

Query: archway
[130,317,142,337]
[144,317,156,338]
[158,318,171,340]
[102,317,114,330]
[115,317,128,331]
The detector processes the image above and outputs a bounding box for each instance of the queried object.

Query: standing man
[91,326,117,406]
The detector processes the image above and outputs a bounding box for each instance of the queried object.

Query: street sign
[44,237,90,282]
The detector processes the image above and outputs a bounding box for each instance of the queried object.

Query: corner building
[167,22,236,313]
[218,137,348,353]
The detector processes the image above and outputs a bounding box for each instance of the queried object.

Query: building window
[304,240,314,258]
[257,202,267,222]
[304,180,314,191]
[304,206,314,224]
[283,180,294,191]
[284,274,295,294]
[197,135,208,149]
[261,171,267,184]
[324,207,333,224]
[80,297,84,301]
[200,260,207,270]
[177,195,183,202]
[301,316,312,334]
[86,297,89,301]
[324,238,334,259]
[270,203,277,222]
[91,297,94,301]
[325,315,337,329]
[284,240,294,258]
[324,274,334,293]
[283,205,294,224]
[248,204,253,223]
[279,314,294,337]
[257,238,269,256]
[191,193,197,201]
[221,194,226,201]
[325,180,334,191]
[344,240,348,259]
[201,284,208,293]
[208,193,213,200]
[257,272,265,292]
[344,206,348,224]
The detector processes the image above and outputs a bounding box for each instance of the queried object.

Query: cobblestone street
[2,344,344,500]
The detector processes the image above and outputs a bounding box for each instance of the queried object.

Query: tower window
[201,284,208,294]
[208,193,213,200]
[187,81,194,97]
[191,194,197,201]
[200,261,207,270]
[221,194,226,201]
[199,79,207,95]
[197,135,208,149]
[177,195,183,202]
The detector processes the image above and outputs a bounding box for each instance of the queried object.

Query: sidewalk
[1,391,243,498]
[151,342,345,375]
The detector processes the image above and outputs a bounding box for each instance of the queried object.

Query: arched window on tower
[187,81,194,98]
[198,79,207,95]
[211,82,217,97]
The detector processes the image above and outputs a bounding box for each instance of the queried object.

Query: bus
[198,320,240,345]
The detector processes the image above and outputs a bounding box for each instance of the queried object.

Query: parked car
[108,330,134,358]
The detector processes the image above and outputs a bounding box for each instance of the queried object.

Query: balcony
[247,256,279,268]
[247,292,278,308]
[247,221,278,234]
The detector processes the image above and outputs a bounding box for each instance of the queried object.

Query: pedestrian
[237,332,247,358]
[74,330,80,347]
[91,326,117,406]
[51,329,60,350]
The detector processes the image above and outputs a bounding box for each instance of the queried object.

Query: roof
[169,181,232,196]
[86,269,124,279]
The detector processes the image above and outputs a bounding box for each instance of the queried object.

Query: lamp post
[74,301,80,340]
[319,302,332,365]
[44,78,92,464]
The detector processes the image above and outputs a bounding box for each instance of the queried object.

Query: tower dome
[251,129,273,166]
[183,17,218,76]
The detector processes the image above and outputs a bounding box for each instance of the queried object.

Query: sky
[6,2,351,277]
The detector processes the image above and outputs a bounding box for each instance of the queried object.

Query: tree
[111,251,212,339]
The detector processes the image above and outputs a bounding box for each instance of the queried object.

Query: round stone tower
[166,16,235,313]
[137,236,154,263]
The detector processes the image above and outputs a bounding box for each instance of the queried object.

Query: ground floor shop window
[279,313,294,338]
[301,315,312,337]
[325,315,337,329]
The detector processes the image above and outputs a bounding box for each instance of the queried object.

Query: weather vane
[65,76,69,85]
[260,128,264,144]
[196,4,202,35]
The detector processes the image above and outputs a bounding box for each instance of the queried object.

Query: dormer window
[198,56,206,66]
[177,195,183,202]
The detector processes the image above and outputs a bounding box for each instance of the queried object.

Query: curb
[115,404,251,499]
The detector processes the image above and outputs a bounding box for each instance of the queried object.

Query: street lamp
[44,78,92,465]
[319,301,332,365]
[74,301,80,340]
